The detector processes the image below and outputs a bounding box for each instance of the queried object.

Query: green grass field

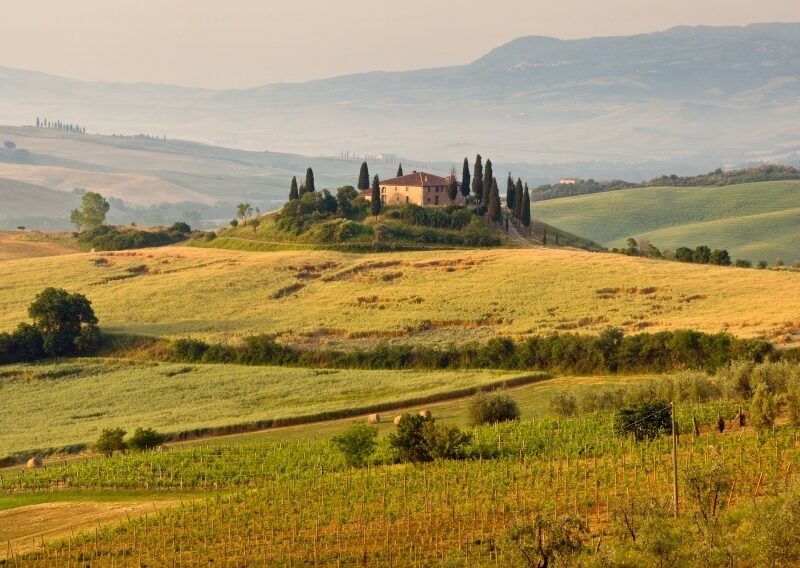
[535,180,800,263]
[1,246,798,348]
[0,359,533,456]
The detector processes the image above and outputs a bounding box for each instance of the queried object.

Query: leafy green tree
[468,391,520,425]
[304,167,316,193]
[488,178,501,223]
[95,427,127,457]
[614,401,670,440]
[128,428,165,451]
[421,422,471,460]
[389,413,432,463]
[289,176,299,200]
[482,159,493,206]
[332,423,378,467]
[750,382,777,431]
[461,157,471,199]
[28,287,99,356]
[70,192,109,231]
[358,162,370,190]
[550,392,578,417]
[506,174,515,211]
[675,247,694,262]
[693,245,712,264]
[370,174,381,217]
[710,249,732,266]
[236,203,254,224]
[472,154,483,204]
[396,163,403,177]
[521,185,531,229]
[447,169,459,202]
[336,185,358,217]
[626,238,639,255]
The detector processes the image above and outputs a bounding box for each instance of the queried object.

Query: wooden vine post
[671,401,679,518]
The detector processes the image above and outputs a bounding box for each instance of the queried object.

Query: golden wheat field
[0,246,799,347]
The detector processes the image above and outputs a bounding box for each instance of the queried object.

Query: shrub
[750,383,777,431]
[172,338,209,362]
[550,392,578,417]
[468,391,520,425]
[503,515,587,568]
[389,413,433,463]
[787,382,800,424]
[128,427,165,451]
[95,427,127,457]
[0,323,44,364]
[332,423,378,467]
[421,422,471,460]
[614,401,671,440]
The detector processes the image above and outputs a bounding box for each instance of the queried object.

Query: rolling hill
[534,181,800,263]
[1,24,799,178]
[0,246,798,348]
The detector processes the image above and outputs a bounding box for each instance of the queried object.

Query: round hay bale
[26,456,43,469]
[418,410,432,420]
[367,413,381,425]
[393,415,403,426]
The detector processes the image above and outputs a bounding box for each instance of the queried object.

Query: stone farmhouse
[361,171,465,207]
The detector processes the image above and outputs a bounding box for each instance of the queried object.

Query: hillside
[1,24,799,176]
[0,246,798,348]
[534,180,800,263]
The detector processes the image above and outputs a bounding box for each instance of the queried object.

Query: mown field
[535,180,800,263]
[0,360,534,456]
[1,246,799,348]
[0,230,77,261]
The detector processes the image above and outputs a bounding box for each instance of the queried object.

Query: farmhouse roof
[381,171,453,187]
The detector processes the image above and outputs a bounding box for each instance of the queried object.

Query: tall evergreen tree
[396,163,404,177]
[482,159,493,206]
[522,185,531,230]
[460,158,471,199]
[447,169,459,202]
[506,174,515,211]
[304,167,316,193]
[358,162,370,190]
[514,179,524,218]
[370,174,381,216]
[488,178,501,223]
[472,155,483,205]
[289,176,299,201]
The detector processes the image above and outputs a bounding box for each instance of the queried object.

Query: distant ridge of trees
[35,117,86,134]
[532,164,800,201]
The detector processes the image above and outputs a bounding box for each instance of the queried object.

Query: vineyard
[4,397,800,566]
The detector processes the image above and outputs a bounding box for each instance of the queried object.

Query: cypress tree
[488,178,501,223]
[447,173,458,202]
[358,162,370,190]
[506,174,515,211]
[460,158,471,199]
[289,176,299,200]
[482,159,493,206]
[305,167,316,193]
[370,174,381,216]
[514,179,524,218]
[522,185,531,230]
[396,163,404,177]
[472,155,483,205]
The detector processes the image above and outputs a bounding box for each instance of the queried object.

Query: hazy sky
[2,0,799,89]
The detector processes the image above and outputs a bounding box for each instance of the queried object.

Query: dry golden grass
[0,231,78,262]
[0,245,798,347]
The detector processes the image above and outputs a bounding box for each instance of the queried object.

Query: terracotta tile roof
[380,171,452,187]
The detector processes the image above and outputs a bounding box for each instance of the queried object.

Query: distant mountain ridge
[1,23,799,174]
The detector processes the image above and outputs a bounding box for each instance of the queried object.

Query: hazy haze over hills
[1,24,799,179]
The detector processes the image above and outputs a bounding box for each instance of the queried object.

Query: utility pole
[671,401,679,518]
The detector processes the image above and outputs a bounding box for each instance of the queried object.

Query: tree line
[35,117,86,134]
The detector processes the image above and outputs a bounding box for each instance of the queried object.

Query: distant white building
[559,178,581,185]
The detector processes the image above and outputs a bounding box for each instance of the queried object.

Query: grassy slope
[535,181,800,263]
[0,231,78,261]
[0,359,530,455]
[2,246,799,343]
[0,246,798,347]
